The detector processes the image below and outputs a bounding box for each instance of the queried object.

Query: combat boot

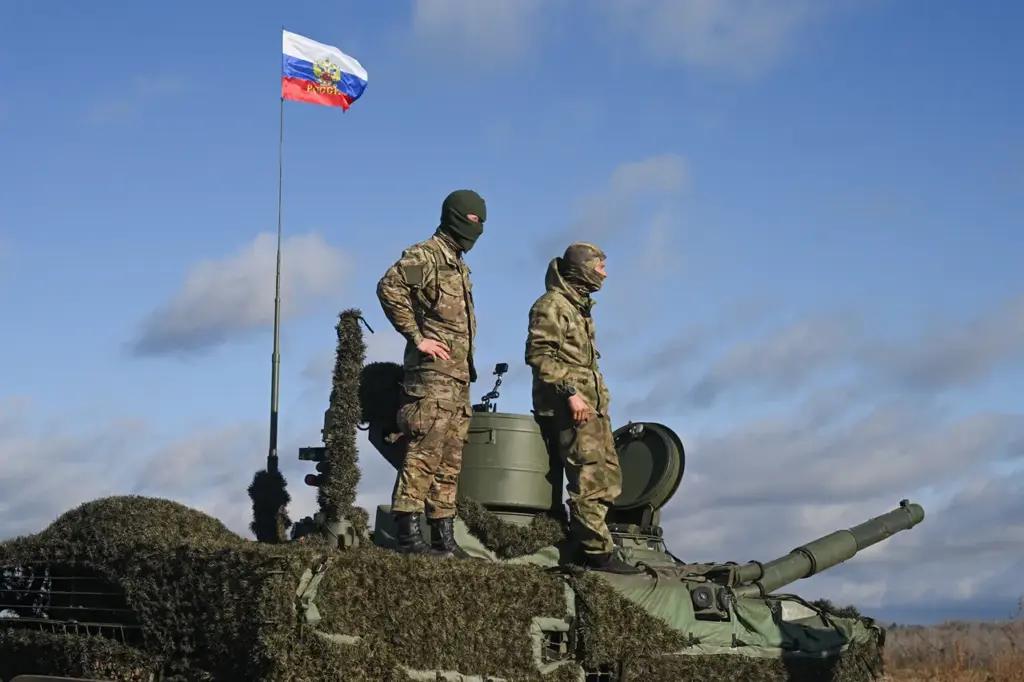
[394,512,449,556]
[429,516,484,560]
[582,551,645,575]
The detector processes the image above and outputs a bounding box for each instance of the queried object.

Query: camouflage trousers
[538,411,622,556]
[391,370,472,520]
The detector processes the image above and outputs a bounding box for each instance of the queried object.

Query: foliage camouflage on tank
[0,496,892,682]
[247,466,292,544]
[0,307,925,682]
[317,309,372,539]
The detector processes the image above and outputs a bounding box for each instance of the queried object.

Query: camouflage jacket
[377,232,477,383]
[524,258,611,417]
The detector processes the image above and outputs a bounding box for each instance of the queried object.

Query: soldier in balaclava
[377,189,487,559]
[524,242,643,574]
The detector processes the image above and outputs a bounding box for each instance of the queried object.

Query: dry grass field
[883,598,1024,682]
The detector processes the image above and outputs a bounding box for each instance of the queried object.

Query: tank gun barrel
[730,499,924,598]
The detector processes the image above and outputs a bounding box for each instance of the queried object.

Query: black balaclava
[557,242,607,294]
[437,189,486,253]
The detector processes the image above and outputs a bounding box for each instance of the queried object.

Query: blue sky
[1,0,1022,624]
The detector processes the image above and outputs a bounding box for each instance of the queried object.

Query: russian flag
[281,29,367,110]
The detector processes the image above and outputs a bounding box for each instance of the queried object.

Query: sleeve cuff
[555,381,576,396]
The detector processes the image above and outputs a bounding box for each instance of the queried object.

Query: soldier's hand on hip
[568,394,591,425]
[417,338,451,361]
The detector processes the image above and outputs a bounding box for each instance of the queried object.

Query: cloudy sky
[2,0,1022,625]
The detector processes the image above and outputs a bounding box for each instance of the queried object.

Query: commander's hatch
[607,421,685,534]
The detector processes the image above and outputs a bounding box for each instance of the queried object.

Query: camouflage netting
[0,495,571,681]
[812,597,864,619]
[313,549,571,678]
[0,629,161,682]
[456,494,569,559]
[319,308,371,537]
[608,635,884,682]
[247,466,292,543]
[0,496,424,681]
[0,494,885,682]
[0,496,328,680]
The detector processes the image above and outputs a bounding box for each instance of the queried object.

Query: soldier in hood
[377,189,487,559]
[524,243,643,574]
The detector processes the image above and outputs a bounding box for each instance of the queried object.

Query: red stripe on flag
[281,77,352,110]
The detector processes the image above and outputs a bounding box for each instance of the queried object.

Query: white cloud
[0,398,397,543]
[594,0,847,77]
[0,398,149,539]
[678,312,863,408]
[607,154,690,196]
[406,0,864,77]
[409,0,550,66]
[629,291,1024,413]
[130,231,353,357]
[859,293,1024,392]
[671,404,1021,508]
[538,153,689,259]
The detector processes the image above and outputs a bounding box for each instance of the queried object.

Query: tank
[0,313,925,682]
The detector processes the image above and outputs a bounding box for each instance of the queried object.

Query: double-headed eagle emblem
[313,58,342,86]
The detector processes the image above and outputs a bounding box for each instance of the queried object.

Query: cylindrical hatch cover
[611,422,685,511]
[458,411,563,513]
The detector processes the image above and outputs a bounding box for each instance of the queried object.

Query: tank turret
[359,362,686,536]
[355,359,925,607]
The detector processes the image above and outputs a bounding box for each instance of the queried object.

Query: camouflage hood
[529,255,610,416]
[544,258,593,313]
[557,242,607,294]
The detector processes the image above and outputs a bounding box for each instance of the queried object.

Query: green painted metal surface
[458,411,564,513]
[611,421,685,511]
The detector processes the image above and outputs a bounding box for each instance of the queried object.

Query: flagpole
[268,92,284,475]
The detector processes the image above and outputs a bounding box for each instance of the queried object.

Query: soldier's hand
[568,394,591,425]
[417,338,451,361]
